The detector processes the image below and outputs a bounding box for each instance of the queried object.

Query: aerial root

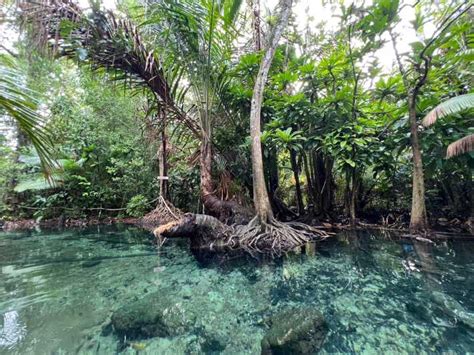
[142,196,183,226]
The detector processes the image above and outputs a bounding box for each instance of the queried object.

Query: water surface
[0,226,473,353]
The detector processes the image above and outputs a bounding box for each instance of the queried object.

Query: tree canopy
[0,0,472,238]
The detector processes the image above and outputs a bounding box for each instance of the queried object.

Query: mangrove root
[153,212,331,253]
[230,217,330,252]
[142,197,183,226]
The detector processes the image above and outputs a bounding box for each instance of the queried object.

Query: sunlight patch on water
[0,311,26,350]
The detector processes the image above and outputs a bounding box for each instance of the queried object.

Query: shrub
[126,194,149,217]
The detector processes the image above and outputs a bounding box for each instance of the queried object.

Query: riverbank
[2,216,472,239]
[0,217,140,231]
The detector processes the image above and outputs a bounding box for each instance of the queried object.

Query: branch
[0,44,17,57]
[419,2,473,60]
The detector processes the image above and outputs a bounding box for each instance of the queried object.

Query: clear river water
[0,226,473,354]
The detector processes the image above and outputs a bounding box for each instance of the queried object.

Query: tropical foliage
[0,0,472,230]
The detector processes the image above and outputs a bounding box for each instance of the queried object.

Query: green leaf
[14,176,53,192]
[345,159,356,168]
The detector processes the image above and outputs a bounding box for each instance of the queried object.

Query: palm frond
[14,174,60,192]
[21,0,200,137]
[422,93,474,127]
[223,0,244,27]
[0,55,56,177]
[446,134,474,158]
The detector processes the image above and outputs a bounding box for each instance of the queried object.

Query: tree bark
[158,109,169,200]
[251,0,262,51]
[250,0,293,223]
[290,148,304,215]
[302,152,314,209]
[200,133,217,212]
[349,168,360,225]
[408,94,428,232]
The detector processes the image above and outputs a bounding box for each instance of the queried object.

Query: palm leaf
[0,55,56,177]
[422,93,474,127]
[21,0,201,138]
[446,134,474,158]
[14,175,55,193]
[223,0,243,27]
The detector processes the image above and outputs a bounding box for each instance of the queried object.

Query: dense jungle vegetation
[0,0,472,242]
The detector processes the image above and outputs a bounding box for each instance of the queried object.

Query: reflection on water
[0,226,473,354]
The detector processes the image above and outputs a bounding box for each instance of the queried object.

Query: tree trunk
[266,149,279,196]
[251,0,262,51]
[158,109,169,200]
[290,148,304,215]
[303,152,314,209]
[311,151,334,216]
[200,134,218,213]
[408,94,428,233]
[349,168,360,225]
[344,171,351,220]
[249,0,293,223]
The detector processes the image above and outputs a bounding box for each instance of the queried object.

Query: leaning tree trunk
[408,95,428,233]
[250,0,293,223]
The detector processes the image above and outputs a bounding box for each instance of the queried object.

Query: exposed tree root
[142,196,183,226]
[152,214,330,254]
[230,216,330,252]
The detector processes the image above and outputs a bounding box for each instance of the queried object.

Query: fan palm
[422,93,474,158]
[0,55,55,175]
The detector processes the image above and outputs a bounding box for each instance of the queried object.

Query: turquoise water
[0,226,473,354]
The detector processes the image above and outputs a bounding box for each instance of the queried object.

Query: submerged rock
[111,292,196,339]
[261,307,328,354]
[81,260,101,268]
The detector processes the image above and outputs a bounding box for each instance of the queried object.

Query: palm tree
[20,0,199,216]
[0,55,55,175]
[23,0,247,220]
[422,93,474,158]
[142,0,244,219]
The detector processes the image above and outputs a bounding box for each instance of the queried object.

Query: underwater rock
[81,260,102,268]
[261,307,328,354]
[111,292,196,339]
